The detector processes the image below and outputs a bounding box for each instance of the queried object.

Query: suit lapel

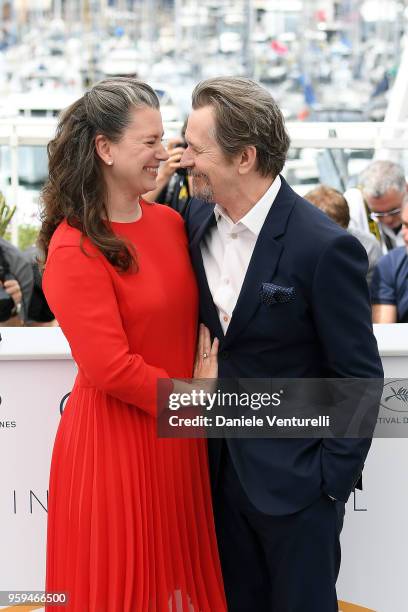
[223,177,296,347]
[189,178,297,345]
[189,207,225,340]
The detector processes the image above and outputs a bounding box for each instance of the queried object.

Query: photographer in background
[143,120,192,216]
[23,245,56,326]
[0,236,34,325]
[344,160,407,254]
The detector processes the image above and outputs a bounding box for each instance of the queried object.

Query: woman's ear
[237,145,257,175]
[95,134,114,166]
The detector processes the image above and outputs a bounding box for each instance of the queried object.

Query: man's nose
[383,214,400,225]
[180,147,194,168]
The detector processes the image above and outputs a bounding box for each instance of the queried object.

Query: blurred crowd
[303,160,408,324]
[145,143,408,326]
[1,153,407,327]
[0,237,56,326]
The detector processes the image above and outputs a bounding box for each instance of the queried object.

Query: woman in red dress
[39,78,226,611]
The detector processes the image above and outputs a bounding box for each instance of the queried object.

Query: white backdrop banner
[0,326,407,612]
[0,359,76,598]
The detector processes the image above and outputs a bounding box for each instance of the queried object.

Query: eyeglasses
[369,208,401,220]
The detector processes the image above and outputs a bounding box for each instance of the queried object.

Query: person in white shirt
[344,160,407,254]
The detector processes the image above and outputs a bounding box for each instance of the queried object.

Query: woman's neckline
[108,199,146,225]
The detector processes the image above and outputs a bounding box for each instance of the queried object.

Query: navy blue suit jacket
[185,176,383,515]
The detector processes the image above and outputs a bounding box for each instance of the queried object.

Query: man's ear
[237,146,257,175]
[95,134,114,166]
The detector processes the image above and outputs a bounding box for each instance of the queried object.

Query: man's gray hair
[359,160,406,198]
[191,76,290,178]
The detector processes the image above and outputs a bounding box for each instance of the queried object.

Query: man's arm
[372,303,397,323]
[312,233,384,502]
[370,253,398,323]
[3,278,22,308]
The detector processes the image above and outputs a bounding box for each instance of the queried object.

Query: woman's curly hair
[38,77,159,272]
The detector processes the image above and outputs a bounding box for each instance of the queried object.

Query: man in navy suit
[181,77,383,611]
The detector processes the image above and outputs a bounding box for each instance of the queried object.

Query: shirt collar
[213,175,281,237]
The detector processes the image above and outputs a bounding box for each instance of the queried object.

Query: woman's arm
[43,245,170,416]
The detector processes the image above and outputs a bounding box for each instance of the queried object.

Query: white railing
[2,118,408,148]
[1,119,408,170]
[2,118,408,243]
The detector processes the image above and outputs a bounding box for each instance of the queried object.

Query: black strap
[383,231,394,252]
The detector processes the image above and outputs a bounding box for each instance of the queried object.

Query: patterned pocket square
[260,282,296,305]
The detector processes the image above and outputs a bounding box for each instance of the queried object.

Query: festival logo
[381,379,408,413]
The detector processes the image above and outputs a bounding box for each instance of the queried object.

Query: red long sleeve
[44,244,169,416]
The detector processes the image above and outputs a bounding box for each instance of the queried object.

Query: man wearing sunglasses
[344,160,407,254]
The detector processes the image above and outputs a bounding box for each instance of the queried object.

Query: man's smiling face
[181,106,237,204]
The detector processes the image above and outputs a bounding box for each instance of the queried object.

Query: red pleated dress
[43,201,226,612]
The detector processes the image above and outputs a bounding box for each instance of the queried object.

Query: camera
[0,246,15,322]
[176,141,188,177]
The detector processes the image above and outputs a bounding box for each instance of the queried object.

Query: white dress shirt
[201,175,281,333]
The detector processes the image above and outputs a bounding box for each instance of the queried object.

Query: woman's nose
[156,142,169,161]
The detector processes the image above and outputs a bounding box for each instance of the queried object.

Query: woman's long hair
[38,77,160,272]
